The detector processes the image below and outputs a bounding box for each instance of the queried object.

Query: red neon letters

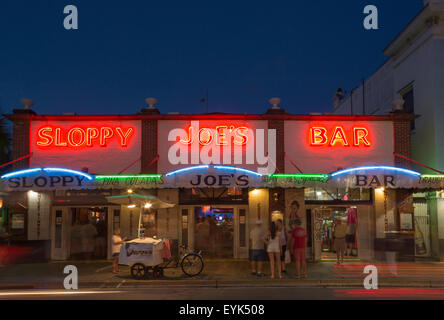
[310,126,371,147]
[180,125,249,146]
[36,126,135,148]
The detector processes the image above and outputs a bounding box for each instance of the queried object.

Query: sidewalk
[2,259,444,289]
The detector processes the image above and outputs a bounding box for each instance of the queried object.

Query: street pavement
[2,286,444,300]
[2,259,444,291]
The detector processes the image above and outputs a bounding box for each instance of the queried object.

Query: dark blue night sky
[0,1,423,115]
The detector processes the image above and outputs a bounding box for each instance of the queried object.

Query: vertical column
[391,110,416,169]
[11,109,36,170]
[426,192,440,259]
[141,108,160,174]
[266,108,285,173]
[267,108,286,222]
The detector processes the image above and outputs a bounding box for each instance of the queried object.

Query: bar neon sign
[331,166,421,177]
[309,126,371,147]
[36,126,135,148]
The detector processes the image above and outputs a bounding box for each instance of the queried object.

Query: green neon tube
[95,175,162,179]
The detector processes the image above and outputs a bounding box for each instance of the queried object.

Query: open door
[51,206,70,260]
[312,207,323,262]
[234,206,248,259]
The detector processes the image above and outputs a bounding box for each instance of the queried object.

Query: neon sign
[330,166,421,177]
[164,165,262,188]
[0,167,94,190]
[167,121,276,175]
[180,125,249,146]
[1,167,93,181]
[36,126,135,148]
[309,126,371,147]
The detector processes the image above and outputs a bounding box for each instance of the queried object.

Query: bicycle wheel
[130,263,146,280]
[181,253,204,277]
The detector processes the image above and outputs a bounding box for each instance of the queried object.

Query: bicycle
[129,244,204,279]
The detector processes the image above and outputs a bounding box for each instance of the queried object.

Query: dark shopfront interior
[69,207,108,260]
[180,187,248,258]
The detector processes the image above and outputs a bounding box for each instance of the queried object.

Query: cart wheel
[130,263,146,280]
[181,253,204,277]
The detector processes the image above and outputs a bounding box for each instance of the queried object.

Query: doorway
[312,206,359,262]
[194,206,234,258]
[69,207,108,260]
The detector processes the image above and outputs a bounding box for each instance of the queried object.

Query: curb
[3,279,444,290]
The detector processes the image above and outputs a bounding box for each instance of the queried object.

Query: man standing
[292,219,307,279]
[333,217,347,265]
[249,220,266,277]
[112,228,126,274]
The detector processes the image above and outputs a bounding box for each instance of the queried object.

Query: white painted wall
[438,198,444,239]
[27,191,51,240]
[30,120,141,174]
[284,121,394,173]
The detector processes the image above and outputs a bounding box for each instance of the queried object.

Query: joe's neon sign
[180,125,249,146]
[167,121,277,175]
[36,126,135,147]
[309,126,371,147]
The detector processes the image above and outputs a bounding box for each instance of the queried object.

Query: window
[239,209,246,247]
[179,188,248,205]
[55,210,63,248]
[305,187,372,204]
[113,209,120,232]
[181,209,188,247]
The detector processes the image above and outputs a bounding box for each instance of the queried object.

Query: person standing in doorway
[95,218,107,258]
[292,219,307,279]
[265,221,282,279]
[249,220,266,277]
[276,219,288,274]
[112,228,126,274]
[289,200,300,228]
[333,217,347,264]
[346,207,357,256]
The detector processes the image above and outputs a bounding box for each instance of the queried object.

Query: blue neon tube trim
[43,168,94,180]
[165,165,209,177]
[331,166,421,177]
[213,165,262,176]
[1,168,43,179]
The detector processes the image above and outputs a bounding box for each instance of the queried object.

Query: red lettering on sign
[86,128,100,146]
[180,125,249,146]
[309,126,371,147]
[36,126,135,148]
[67,128,86,147]
[99,127,114,146]
[116,127,134,147]
[36,127,54,146]
[353,127,371,147]
[330,126,349,147]
[55,128,67,146]
[310,127,328,146]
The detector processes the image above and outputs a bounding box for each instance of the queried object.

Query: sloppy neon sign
[309,126,371,147]
[180,125,249,146]
[36,126,135,148]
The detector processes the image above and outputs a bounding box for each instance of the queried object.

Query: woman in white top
[264,222,282,279]
[112,228,126,274]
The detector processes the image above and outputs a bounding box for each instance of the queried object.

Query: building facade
[331,0,444,259]
[2,105,443,263]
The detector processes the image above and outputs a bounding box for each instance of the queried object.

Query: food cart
[106,193,204,279]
